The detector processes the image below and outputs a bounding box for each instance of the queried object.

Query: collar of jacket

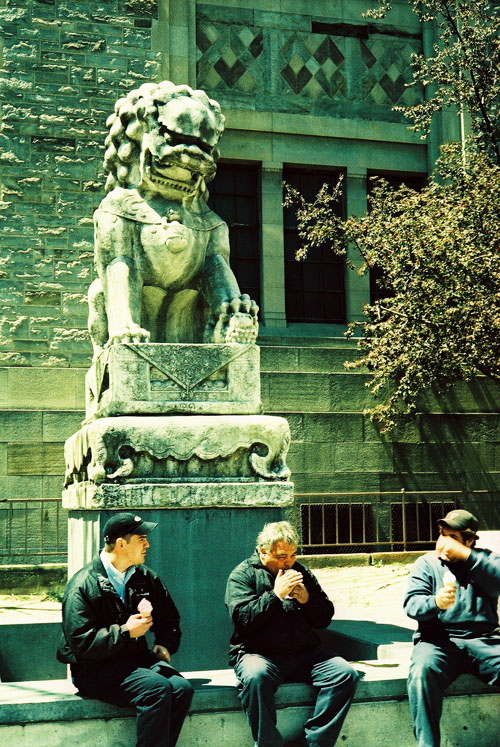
[90,554,147,596]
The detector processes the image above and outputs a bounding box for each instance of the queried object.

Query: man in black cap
[57,512,193,747]
[405,509,500,746]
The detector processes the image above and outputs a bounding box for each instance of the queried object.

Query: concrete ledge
[2,665,500,723]
[2,666,500,746]
[0,564,66,593]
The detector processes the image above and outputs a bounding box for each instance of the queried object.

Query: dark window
[367,171,427,304]
[283,169,345,324]
[207,163,260,308]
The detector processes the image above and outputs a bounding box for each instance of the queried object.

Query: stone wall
[0,0,160,367]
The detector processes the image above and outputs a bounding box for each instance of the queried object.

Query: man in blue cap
[405,509,500,746]
[57,512,193,746]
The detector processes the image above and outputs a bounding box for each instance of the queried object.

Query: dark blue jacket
[404,548,500,642]
[225,551,334,666]
[57,555,181,680]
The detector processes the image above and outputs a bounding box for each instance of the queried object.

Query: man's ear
[464,536,475,548]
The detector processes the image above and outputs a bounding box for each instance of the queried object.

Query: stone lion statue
[88,80,258,357]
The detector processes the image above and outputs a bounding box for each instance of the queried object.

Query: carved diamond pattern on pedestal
[196,21,264,92]
[279,34,347,99]
[360,38,423,106]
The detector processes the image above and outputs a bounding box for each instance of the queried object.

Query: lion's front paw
[108,324,151,345]
[206,295,259,344]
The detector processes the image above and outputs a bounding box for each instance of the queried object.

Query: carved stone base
[62,480,294,511]
[64,414,291,486]
[85,342,261,420]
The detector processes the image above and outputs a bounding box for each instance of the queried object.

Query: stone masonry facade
[0,0,160,368]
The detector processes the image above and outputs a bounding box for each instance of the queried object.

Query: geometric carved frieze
[196,9,423,121]
[279,33,347,99]
[360,37,423,107]
[197,21,264,93]
[64,414,292,486]
[85,342,261,419]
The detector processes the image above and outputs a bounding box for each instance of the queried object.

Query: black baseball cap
[103,512,158,543]
[438,509,478,534]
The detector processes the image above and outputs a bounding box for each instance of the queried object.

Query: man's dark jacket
[57,555,181,682]
[225,551,334,666]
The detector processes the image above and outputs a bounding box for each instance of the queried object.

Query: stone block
[334,443,393,473]
[0,475,43,501]
[264,372,330,412]
[298,347,357,373]
[276,412,304,442]
[393,443,496,475]
[329,372,377,412]
[419,413,500,443]
[363,414,421,444]
[0,444,6,475]
[260,346,299,372]
[0,411,43,443]
[292,471,379,495]
[8,443,65,476]
[86,343,261,419]
[6,368,81,409]
[418,377,500,413]
[288,442,334,474]
[42,411,84,442]
[304,413,363,443]
[42,475,65,499]
[0,370,7,407]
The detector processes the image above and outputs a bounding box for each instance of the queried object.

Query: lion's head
[103,81,225,201]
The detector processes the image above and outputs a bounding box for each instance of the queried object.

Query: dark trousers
[408,636,500,747]
[74,658,194,747]
[234,648,358,747]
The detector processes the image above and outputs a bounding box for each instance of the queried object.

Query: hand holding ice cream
[435,570,458,610]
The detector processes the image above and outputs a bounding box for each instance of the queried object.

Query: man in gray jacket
[405,509,500,746]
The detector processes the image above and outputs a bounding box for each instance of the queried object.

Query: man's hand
[153,644,171,663]
[274,569,304,599]
[436,535,471,563]
[435,586,457,610]
[289,583,310,604]
[125,613,153,638]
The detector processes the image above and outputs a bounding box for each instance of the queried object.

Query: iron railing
[0,498,67,562]
[295,489,498,555]
[1,491,497,562]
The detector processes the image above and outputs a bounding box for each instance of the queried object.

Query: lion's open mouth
[144,163,201,195]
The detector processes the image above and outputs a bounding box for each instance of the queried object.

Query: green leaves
[285,145,500,430]
[285,2,500,430]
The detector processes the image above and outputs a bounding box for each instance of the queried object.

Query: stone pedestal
[63,342,293,670]
[63,482,293,670]
[86,342,261,418]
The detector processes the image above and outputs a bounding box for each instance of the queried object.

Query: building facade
[1,0,498,560]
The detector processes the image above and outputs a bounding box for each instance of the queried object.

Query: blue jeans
[75,658,194,747]
[407,636,500,747]
[234,648,358,747]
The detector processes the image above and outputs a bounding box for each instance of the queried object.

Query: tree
[284,0,500,429]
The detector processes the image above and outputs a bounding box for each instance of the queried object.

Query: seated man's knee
[321,657,359,692]
[240,657,277,693]
[409,648,447,687]
[139,675,173,708]
[177,678,195,705]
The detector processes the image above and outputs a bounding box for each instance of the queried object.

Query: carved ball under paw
[212,311,258,344]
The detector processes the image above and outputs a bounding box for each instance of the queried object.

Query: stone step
[261,371,500,414]
[260,345,360,373]
[2,668,499,747]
